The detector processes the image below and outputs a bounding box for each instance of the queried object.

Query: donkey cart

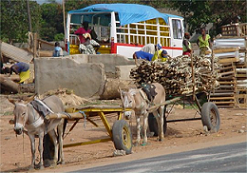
[45,105,133,154]
[148,92,220,137]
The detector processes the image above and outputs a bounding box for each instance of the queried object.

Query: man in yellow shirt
[152,50,168,62]
[197,28,212,55]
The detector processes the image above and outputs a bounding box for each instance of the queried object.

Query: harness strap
[139,89,150,104]
[34,97,54,114]
[25,116,44,129]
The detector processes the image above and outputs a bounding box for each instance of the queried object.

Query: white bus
[65,3,184,58]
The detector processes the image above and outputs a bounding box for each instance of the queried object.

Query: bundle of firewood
[130,55,220,95]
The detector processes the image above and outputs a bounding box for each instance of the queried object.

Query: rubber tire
[112,120,132,154]
[148,113,167,137]
[201,102,220,132]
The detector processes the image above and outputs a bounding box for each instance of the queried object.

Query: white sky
[34,0,62,4]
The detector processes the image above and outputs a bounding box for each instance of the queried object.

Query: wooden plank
[212,101,235,104]
[210,92,234,96]
[210,97,234,100]
[219,57,240,63]
[236,74,247,77]
[219,81,236,84]
[214,47,239,53]
[219,70,235,76]
[219,66,234,71]
[214,90,235,93]
[1,42,33,63]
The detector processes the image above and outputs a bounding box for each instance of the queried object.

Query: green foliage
[40,3,64,41]
[54,33,64,41]
[0,0,41,43]
[169,0,247,36]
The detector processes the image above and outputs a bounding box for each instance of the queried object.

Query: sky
[34,0,62,4]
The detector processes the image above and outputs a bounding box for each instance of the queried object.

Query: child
[53,42,63,57]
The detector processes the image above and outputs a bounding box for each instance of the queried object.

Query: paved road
[72,142,247,172]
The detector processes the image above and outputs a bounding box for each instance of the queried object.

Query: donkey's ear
[8,98,16,105]
[119,87,124,100]
[23,94,36,102]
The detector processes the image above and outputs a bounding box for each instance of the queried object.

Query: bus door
[169,18,184,57]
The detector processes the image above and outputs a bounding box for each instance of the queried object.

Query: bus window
[172,19,182,39]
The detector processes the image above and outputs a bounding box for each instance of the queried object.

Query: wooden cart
[45,105,133,154]
[147,93,221,137]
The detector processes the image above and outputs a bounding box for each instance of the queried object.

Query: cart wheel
[201,102,220,132]
[148,113,167,136]
[112,120,132,154]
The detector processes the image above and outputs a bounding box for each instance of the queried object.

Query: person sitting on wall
[3,62,30,84]
[52,42,63,57]
[79,33,100,54]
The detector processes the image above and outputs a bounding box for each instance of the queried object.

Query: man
[183,32,192,56]
[141,43,162,54]
[133,49,168,62]
[4,62,30,83]
[197,28,212,55]
[133,51,153,61]
[152,50,169,62]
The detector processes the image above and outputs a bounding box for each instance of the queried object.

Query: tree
[168,0,247,36]
[40,3,64,41]
[0,0,41,43]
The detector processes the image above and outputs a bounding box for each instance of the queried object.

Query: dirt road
[1,106,246,172]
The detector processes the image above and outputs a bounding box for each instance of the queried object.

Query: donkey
[13,95,66,170]
[120,83,166,145]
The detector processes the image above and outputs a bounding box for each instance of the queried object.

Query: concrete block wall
[88,54,135,74]
[34,54,136,98]
[34,57,106,98]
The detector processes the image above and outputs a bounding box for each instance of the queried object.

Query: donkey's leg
[153,110,163,141]
[142,114,148,145]
[57,120,65,164]
[28,134,35,170]
[38,133,45,169]
[136,116,141,145]
[158,106,165,141]
[48,130,58,167]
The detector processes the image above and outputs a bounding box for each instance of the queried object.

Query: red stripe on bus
[112,43,182,50]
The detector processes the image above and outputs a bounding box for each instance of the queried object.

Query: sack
[90,27,97,40]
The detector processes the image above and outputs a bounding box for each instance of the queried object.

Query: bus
[65,3,184,58]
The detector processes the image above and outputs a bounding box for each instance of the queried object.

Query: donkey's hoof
[134,142,140,146]
[28,166,35,171]
[39,165,44,170]
[158,138,163,142]
[57,161,65,165]
[141,141,149,146]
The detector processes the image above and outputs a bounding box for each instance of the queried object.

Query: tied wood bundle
[130,55,220,95]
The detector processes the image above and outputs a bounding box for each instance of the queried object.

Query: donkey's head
[13,101,29,135]
[120,89,136,120]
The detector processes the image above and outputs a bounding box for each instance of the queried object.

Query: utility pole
[63,0,66,48]
[27,0,32,32]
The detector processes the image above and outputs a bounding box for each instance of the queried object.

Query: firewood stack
[130,55,220,95]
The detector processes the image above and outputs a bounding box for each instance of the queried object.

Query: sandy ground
[0,103,246,172]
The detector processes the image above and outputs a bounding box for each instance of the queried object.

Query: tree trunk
[0,75,19,93]
[19,83,35,93]
[100,79,136,100]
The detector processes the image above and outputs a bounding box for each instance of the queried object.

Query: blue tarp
[68,3,183,26]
